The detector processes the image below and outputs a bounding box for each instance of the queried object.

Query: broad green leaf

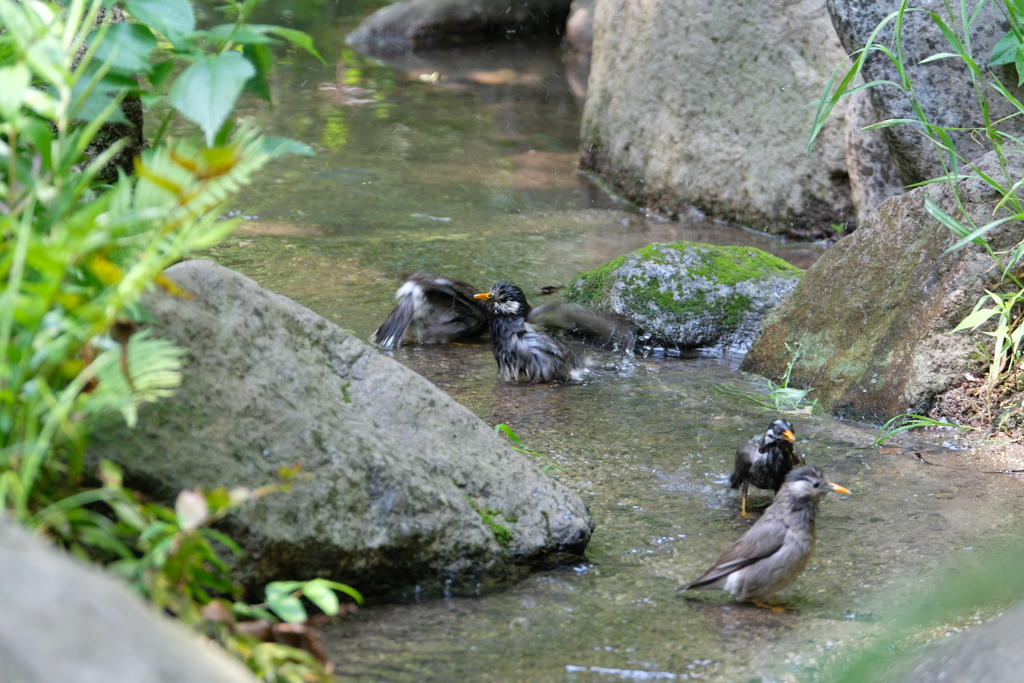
[1016,44,1024,86]
[0,63,30,118]
[261,136,315,158]
[68,74,129,124]
[194,24,281,45]
[262,26,326,64]
[266,582,307,623]
[89,22,156,75]
[319,579,364,604]
[991,31,1022,66]
[301,578,340,615]
[243,43,273,103]
[232,602,277,622]
[168,52,254,146]
[953,307,999,332]
[124,0,195,47]
[149,60,174,88]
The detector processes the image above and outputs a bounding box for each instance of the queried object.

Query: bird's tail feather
[371,296,416,350]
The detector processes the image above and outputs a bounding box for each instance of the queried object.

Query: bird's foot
[747,600,787,614]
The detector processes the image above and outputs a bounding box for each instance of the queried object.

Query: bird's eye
[812,481,820,488]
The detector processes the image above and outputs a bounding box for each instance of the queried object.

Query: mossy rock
[564,242,802,352]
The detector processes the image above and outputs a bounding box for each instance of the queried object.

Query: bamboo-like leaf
[953,307,999,331]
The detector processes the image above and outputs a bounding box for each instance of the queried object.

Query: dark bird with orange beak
[677,465,850,606]
[730,419,803,517]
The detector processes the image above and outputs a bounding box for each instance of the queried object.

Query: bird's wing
[371,273,485,349]
[729,442,759,488]
[676,512,789,591]
[415,273,483,311]
[511,327,585,382]
[527,303,634,348]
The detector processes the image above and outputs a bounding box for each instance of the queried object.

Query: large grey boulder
[346,0,571,53]
[827,0,1024,186]
[563,242,802,354]
[89,260,593,597]
[742,151,1023,421]
[580,0,854,236]
[0,521,258,683]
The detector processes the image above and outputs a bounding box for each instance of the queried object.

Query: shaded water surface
[192,2,1024,680]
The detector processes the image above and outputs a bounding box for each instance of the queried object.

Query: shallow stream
[192,2,1024,680]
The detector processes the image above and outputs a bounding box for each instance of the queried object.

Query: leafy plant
[873,413,976,446]
[495,423,568,474]
[712,343,817,415]
[0,0,349,680]
[809,0,1024,420]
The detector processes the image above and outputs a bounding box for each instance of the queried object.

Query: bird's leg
[746,600,787,614]
[740,483,751,518]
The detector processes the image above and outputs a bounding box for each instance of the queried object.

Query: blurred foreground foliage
[0,0,358,680]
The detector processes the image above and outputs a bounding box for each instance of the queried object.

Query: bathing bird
[730,418,804,517]
[473,281,602,383]
[371,272,489,350]
[676,465,849,607]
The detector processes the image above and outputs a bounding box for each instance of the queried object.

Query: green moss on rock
[564,241,801,351]
[468,498,513,547]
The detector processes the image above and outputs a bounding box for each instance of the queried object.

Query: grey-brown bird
[676,465,849,607]
[730,418,804,517]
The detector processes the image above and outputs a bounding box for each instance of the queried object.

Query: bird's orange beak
[474,292,492,301]
[829,482,851,495]
[782,429,796,443]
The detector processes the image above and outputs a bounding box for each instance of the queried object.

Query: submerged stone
[742,150,1024,421]
[88,260,593,598]
[564,242,802,353]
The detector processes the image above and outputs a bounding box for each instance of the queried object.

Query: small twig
[983,468,1024,474]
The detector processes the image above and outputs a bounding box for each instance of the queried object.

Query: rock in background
[580,0,854,236]
[0,521,258,683]
[347,0,572,53]
[742,151,1023,421]
[88,260,594,597]
[564,242,802,354]
[844,89,905,225]
[565,0,594,55]
[827,0,1024,186]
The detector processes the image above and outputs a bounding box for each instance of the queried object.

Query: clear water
[190,2,1024,680]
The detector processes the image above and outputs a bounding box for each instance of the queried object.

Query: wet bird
[474,281,610,383]
[676,465,850,606]
[730,418,804,517]
[371,272,489,350]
